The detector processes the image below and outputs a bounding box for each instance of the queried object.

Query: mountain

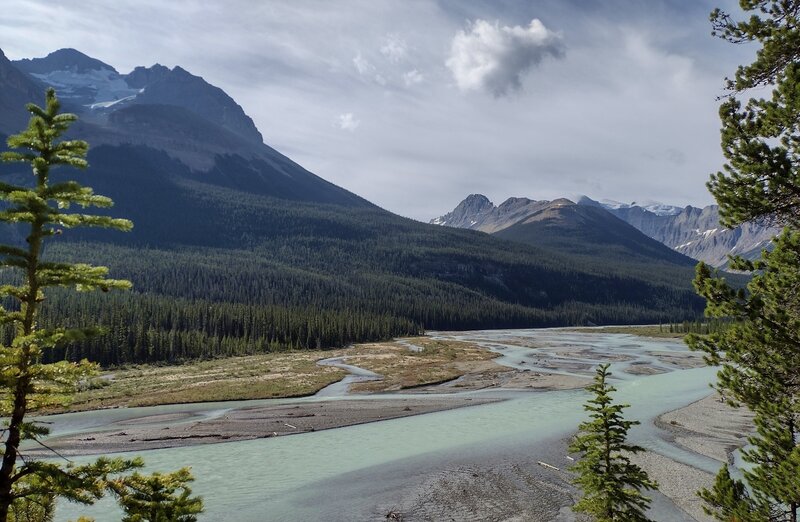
[130,65,263,144]
[431,195,702,292]
[432,193,777,269]
[596,198,683,217]
[13,48,136,110]
[0,48,708,365]
[431,194,494,228]
[13,47,115,75]
[13,49,262,145]
[578,196,780,267]
[493,202,696,267]
[8,48,366,206]
[433,195,558,233]
[0,48,43,135]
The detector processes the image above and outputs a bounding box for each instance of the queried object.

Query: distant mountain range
[433,195,779,268]
[0,47,712,363]
[579,196,779,267]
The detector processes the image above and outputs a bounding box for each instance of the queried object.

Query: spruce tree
[706,0,800,228]
[688,2,800,520]
[690,232,800,520]
[0,89,201,520]
[569,364,657,521]
[699,465,769,521]
[107,468,203,522]
[8,492,54,522]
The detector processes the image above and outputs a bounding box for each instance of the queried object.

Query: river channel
[52,328,717,521]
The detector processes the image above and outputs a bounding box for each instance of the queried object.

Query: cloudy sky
[1,0,755,220]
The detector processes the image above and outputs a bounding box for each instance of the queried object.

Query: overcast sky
[1,0,756,220]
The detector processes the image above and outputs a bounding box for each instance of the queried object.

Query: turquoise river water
[49,328,719,521]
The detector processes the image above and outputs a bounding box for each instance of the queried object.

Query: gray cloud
[446,19,565,96]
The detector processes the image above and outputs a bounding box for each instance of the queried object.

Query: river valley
[48,328,741,521]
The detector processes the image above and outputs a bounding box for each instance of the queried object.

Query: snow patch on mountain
[88,90,144,109]
[30,68,141,108]
[600,199,683,216]
[696,228,719,238]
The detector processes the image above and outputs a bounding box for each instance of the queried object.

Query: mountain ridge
[433,193,778,268]
[432,195,701,281]
[13,48,116,75]
[0,48,45,134]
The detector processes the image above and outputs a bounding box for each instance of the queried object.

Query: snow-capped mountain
[13,48,141,108]
[1,47,364,207]
[598,199,683,217]
[11,48,262,146]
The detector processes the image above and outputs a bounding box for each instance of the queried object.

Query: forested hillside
[18,150,703,365]
[0,50,711,366]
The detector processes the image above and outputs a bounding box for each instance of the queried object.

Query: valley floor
[63,336,589,410]
[45,328,752,522]
[39,336,590,455]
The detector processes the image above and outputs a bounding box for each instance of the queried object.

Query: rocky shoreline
[632,393,753,521]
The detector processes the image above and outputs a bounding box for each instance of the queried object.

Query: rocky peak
[460,194,494,212]
[134,65,264,144]
[13,48,116,75]
[124,64,171,88]
[430,194,494,228]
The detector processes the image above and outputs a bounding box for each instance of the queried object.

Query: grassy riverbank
[571,325,686,338]
[345,338,499,392]
[70,353,347,410]
[64,338,498,411]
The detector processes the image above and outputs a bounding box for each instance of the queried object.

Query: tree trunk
[604,411,612,520]
[0,378,29,521]
[0,218,43,522]
[792,417,798,522]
